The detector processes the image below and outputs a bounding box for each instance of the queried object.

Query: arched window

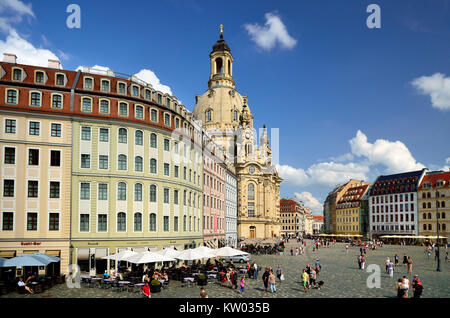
[215,57,223,74]
[206,109,212,122]
[134,212,142,232]
[442,212,446,219]
[118,128,127,143]
[135,156,143,172]
[117,182,127,200]
[427,202,431,209]
[149,213,156,231]
[437,201,440,208]
[134,183,142,201]
[248,183,255,201]
[422,203,426,209]
[149,185,157,202]
[423,224,427,231]
[233,109,238,122]
[228,60,231,76]
[118,154,127,170]
[423,213,426,219]
[422,193,426,199]
[150,158,157,174]
[428,213,432,219]
[135,130,143,145]
[427,192,431,198]
[117,212,126,232]
[443,224,447,231]
[428,224,432,231]
[150,133,157,148]
[441,201,445,208]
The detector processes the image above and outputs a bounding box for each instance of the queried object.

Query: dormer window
[84,77,93,89]
[35,71,44,84]
[56,74,65,86]
[13,68,22,81]
[436,180,445,188]
[118,82,126,94]
[132,85,139,97]
[144,89,151,100]
[166,98,170,108]
[101,79,110,92]
[157,94,162,104]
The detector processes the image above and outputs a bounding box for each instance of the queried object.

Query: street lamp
[436,190,441,272]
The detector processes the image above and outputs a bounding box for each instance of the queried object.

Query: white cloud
[349,130,425,173]
[329,153,354,162]
[0,0,34,34]
[244,12,297,51]
[0,29,61,68]
[294,192,323,216]
[277,130,426,188]
[447,157,450,164]
[0,0,34,17]
[134,69,173,96]
[412,73,450,110]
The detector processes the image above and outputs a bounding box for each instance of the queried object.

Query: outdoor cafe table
[183,277,195,283]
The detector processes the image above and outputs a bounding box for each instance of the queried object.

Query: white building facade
[369,169,427,239]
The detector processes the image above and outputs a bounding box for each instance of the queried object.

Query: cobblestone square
[2,240,449,299]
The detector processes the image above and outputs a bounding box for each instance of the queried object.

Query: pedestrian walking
[276,265,283,283]
[402,276,410,298]
[394,254,399,267]
[446,252,449,262]
[268,270,276,293]
[357,255,362,269]
[301,269,309,293]
[388,261,394,278]
[315,259,321,275]
[262,267,269,292]
[385,257,390,273]
[395,279,404,298]
[309,267,317,288]
[253,262,258,279]
[407,257,413,275]
[240,277,245,294]
[346,245,349,254]
[403,253,408,266]
[412,275,423,298]
[361,255,366,270]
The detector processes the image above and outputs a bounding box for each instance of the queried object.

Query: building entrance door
[250,227,256,238]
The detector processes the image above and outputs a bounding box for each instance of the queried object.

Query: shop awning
[77,248,90,260]
[95,248,108,259]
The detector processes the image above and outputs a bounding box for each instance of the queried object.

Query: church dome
[212,33,230,53]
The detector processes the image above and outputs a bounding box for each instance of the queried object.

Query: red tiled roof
[419,171,450,189]
[313,216,323,221]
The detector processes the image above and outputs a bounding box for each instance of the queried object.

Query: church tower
[194,26,282,240]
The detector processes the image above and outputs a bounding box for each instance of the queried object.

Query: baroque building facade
[193,28,282,239]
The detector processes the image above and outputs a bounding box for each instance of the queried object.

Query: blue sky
[1,0,449,215]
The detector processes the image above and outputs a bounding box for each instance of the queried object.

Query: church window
[233,110,238,122]
[215,58,223,74]
[206,109,212,122]
[248,183,255,201]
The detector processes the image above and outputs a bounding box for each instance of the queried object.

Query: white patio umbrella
[102,250,138,261]
[124,251,176,264]
[2,254,51,267]
[156,247,181,259]
[193,246,216,255]
[213,246,249,257]
[175,249,216,261]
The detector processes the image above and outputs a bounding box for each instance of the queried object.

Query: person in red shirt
[142,281,151,298]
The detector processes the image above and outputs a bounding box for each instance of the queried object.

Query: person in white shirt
[17,277,33,294]
[402,276,410,298]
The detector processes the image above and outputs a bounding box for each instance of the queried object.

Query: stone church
[193,26,282,239]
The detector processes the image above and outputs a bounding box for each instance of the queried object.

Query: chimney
[48,59,61,69]
[3,53,17,64]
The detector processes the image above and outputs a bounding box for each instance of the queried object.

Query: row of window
[372,213,415,223]
[79,154,200,183]
[373,225,415,231]
[205,109,239,123]
[3,180,61,198]
[202,194,225,211]
[3,148,61,166]
[372,193,414,204]
[3,119,63,137]
[79,182,201,207]
[421,191,446,198]
[8,68,175,108]
[422,212,447,219]
[1,212,59,231]
[204,173,225,192]
[77,213,199,233]
[337,225,359,231]
[422,223,447,231]
[372,204,415,213]
[421,201,447,209]
[202,215,225,231]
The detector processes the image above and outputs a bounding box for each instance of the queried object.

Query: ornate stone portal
[193,26,282,239]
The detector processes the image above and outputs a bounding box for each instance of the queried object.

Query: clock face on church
[248,166,255,174]
[245,132,251,139]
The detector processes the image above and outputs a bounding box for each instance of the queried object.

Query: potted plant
[197,274,207,286]
[150,279,161,293]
